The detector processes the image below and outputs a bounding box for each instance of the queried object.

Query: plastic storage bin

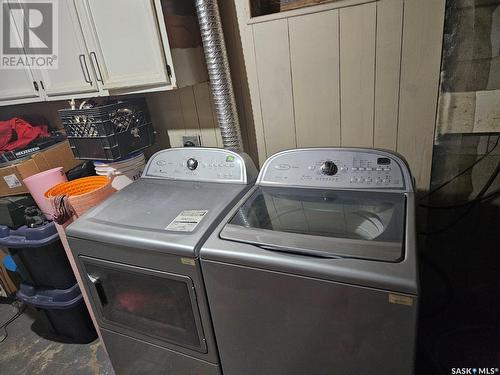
[17,283,97,343]
[59,99,155,161]
[0,222,76,289]
[3,255,21,290]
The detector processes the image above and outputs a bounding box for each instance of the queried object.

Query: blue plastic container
[0,222,76,289]
[17,283,97,343]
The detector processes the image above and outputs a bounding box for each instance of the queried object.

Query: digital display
[377,157,391,165]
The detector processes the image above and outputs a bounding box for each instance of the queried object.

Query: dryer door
[80,256,207,353]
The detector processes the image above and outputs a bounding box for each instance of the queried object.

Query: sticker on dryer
[181,258,196,266]
[3,174,22,189]
[165,210,208,232]
[388,293,414,306]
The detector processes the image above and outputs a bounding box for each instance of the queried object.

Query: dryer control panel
[142,148,258,184]
[258,148,412,191]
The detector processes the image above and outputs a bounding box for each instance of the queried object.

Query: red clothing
[0,117,49,152]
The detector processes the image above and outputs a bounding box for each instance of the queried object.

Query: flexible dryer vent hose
[195,0,243,152]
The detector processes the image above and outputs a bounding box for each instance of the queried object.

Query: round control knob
[187,158,198,170]
[320,161,338,176]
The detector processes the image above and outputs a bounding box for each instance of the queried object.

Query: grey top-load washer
[200,148,418,375]
[66,147,257,375]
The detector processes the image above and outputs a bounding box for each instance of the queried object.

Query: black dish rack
[59,99,155,161]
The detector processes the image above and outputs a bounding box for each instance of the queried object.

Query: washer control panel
[143,148,257,184]
[258,148,411,190]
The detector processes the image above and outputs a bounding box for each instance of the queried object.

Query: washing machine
[66,147,257,375]
[200,148,418,375]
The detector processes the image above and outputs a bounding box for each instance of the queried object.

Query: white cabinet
[0,68,41,103]
[0,0,206,106]
[77,0,170,90]
[0,0,42,104]
[38,1,100,98]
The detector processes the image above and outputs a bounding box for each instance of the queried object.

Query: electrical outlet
[182,135,201,147]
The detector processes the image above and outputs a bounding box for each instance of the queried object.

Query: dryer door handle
[87,273,108,306]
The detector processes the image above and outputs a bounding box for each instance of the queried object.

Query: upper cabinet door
[0,67,40,102]
[0,1,41,103]
[39,1,99,98]
[78,0,170,90]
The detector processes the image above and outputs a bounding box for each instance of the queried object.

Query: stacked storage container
[0,221,97,343]
[59,99,154,161]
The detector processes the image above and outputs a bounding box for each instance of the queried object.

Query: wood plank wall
[233,0,445,190]
[145,82,224,154]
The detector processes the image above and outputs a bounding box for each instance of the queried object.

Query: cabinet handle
[90,52,103,83]
[79,54,92,85]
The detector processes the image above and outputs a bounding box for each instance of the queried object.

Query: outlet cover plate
[182,135,201,147]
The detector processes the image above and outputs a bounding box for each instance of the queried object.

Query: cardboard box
[0,141,81,196]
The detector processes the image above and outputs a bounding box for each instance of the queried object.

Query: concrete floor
[0,303,114,375]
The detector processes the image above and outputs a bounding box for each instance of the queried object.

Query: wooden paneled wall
[145,82,224,153]
[233,0,445,190]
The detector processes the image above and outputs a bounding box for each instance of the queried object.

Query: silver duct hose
[195,0,243,152]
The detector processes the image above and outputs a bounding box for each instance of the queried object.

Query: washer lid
[220,186,405,262]
[66,178,249,256]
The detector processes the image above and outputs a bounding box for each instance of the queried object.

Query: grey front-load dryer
[200,148,418,375]
[66,147,257,375]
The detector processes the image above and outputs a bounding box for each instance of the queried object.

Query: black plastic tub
[17,283,97,344]
[0,222,76,289]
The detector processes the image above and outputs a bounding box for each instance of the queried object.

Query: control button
[340,166,348,171]
[366,178,373,183]
[308,165,316,171]
[365,167,373,171]
[275,164,291,170]
[358,167,365,171]
[187,158,198,171]
[352,167,358,171]
[384,167,391,171]
[376,178,382,184]
[383,179,389,184]
[376,167,383,171]
[156,160,166,166]
[320,161,338,176]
